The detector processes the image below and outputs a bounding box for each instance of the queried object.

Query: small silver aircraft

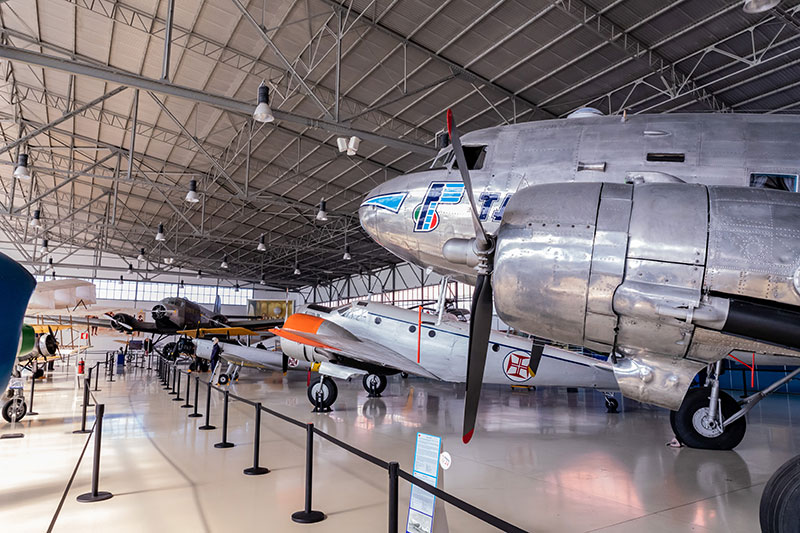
[360,109,800,449]
[268,300,617,410]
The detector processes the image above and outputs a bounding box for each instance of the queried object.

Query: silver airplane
[359,109,800,449]
[270,301,617,410]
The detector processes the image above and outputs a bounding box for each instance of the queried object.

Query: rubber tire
[760,454,800,533]
[307,377,338,409]
[2,398,27,423]
[362,374,387,395]
[218,374,230,385]
[670,387,746,450]
[605,397,619,413]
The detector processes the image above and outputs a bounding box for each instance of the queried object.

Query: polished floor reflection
[1,352,798,532]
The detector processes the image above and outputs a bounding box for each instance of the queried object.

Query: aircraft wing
[227,318,284,330]
[270,327,439,379]
[178,327,259,338]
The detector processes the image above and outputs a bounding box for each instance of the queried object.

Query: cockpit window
[431,149,453,169]
[306,304,332,313]
[452,145,487,170]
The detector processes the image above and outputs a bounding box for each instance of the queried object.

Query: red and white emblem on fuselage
[502,351,532,382]
[287,357,299,368]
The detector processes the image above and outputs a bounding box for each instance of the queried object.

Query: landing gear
[362,374,387,397]
[308,377,337,411]
[670,386,746,450]
[218,374,230,385]
[2,396,27,423]
[760,454,800,533]
[603,394,618,413]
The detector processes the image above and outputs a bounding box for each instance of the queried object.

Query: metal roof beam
[0,44,436,156]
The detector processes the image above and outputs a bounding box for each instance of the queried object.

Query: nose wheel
[362,374,387,397]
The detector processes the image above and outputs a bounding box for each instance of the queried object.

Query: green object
[17,324,35,357]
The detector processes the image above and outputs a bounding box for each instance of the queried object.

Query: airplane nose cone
[358,176,408,246]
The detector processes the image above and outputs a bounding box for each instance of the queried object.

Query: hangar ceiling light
[257,234,266,252]
[253,83,274,123]
[185,179,200,203]
[743,0,781,13]
[155,223,165,242]
[137,248,145,262]
[221,255,229,270]
[29,209,41,228]
[13,153,30,179]
[316,199,328,222]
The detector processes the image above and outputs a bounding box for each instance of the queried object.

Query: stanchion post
[172,369,183,401]
[291,423,325,523]
[169,365,178,395]
[73,378,92,434]
[77,404,113,503]
[163,364,171,389]
[181,373,192,408]
[93,362,101,392]
[214,390,234,448]
[198,381,215,430]
[243,403,269,476]
[388,461,399,533]
[27,366,38,416]
[188,376,202,418]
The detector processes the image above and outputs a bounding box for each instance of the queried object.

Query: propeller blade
[447,109,488,247]
[462,273,494,444]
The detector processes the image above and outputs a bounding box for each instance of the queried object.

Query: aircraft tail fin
[213,295,221,315]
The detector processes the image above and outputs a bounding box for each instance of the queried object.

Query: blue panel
[0,253,36,391]
[361,192,408,213]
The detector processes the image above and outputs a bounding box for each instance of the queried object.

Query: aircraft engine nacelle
[36,333,58,356]
[110,313,136,333]
[277,314,358,364]
[493,182,800,409]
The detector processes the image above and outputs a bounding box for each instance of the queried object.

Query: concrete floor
[1,351,799,533]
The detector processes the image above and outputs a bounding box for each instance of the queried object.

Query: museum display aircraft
[265,300,617,410]
[360,109,800,449]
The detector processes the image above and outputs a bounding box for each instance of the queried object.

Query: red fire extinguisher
[78,359,85,375]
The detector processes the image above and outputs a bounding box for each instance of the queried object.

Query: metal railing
[155,356,527,532]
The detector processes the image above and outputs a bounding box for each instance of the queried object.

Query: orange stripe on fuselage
[283,313,325,334]
[269,328,334,350]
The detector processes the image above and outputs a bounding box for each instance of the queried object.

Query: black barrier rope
[157,356,527,533]
[46,420,95,533]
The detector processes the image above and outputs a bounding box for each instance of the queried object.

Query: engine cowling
[494,182,800,409]
[36,333,58,356]
[110,313,136,333]
[277,313,358,363]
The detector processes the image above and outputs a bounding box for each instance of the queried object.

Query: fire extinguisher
[78,359,85,375]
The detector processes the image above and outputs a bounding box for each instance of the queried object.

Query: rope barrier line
[46,421,96,533]
[165,358,526,532]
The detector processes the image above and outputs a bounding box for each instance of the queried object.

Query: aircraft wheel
[670,387,746,450]
[362,374,387,396]
[33,368,45,379]
[218,374,230,385]
[400,372,409,379]
[2,397,27,423]
[605,396,619,413]
[307,377,338,409]
[760,454,800,533]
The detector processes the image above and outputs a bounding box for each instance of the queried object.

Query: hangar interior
[2,0,800,532]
